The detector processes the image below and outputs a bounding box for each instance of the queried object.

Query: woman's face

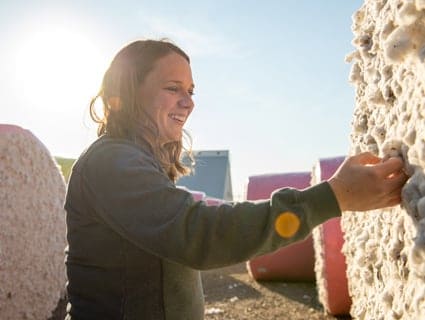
[139,52,195,145]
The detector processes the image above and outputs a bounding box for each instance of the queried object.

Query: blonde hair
[89,39,193,181]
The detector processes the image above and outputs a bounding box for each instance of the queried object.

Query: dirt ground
[201,263,350,320]
[50,262,351,320]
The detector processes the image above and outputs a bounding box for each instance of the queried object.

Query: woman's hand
[328,152,409,212]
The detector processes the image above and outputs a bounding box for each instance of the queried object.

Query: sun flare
[15,26,107,109]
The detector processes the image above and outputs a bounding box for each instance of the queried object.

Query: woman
[64,39,407,319]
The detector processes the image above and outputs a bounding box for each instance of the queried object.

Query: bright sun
[15,26,107,110]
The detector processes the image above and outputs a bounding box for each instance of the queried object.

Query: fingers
[374,169,408,209]
[331,152,409,212]
[367,184,403,210]
[385,188,403,207]
[384,169,408,193]
[385,195,403,208]
[375,157,405,178]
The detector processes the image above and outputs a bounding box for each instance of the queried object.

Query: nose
[178,93,194,109]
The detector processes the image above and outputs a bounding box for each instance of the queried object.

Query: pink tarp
[246,172,316,281]
[314,156,351,316]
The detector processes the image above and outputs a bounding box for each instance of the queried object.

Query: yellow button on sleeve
[274,211,301,238]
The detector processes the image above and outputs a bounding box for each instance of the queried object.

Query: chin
[170,133,183,142]
[160,131,183,145]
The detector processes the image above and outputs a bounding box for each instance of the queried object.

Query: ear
[107,96,121,111]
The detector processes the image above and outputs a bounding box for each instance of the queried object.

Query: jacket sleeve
[81,142,341,270]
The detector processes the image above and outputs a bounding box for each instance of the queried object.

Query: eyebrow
[165,80,195,89]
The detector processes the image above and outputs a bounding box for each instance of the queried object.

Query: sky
[1,0,364,200]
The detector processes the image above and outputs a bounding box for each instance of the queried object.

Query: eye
[165,86,178,93]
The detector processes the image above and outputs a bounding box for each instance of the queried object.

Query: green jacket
[65,136,341,320]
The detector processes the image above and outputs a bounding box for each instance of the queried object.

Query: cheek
[143,95,166,120]
[160,98,178,118]
[142,92,177,127]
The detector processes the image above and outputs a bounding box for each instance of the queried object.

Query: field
[55,157,75,182]
[202,263,348,320]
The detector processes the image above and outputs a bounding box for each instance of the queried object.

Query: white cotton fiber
[343,0,425,319]
[0,125,67,320]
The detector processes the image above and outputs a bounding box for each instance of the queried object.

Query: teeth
[170,114,185,122]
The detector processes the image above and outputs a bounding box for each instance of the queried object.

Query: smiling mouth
[169,113,185,124]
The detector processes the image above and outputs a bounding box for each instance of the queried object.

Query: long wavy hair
[89,39,193,182]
